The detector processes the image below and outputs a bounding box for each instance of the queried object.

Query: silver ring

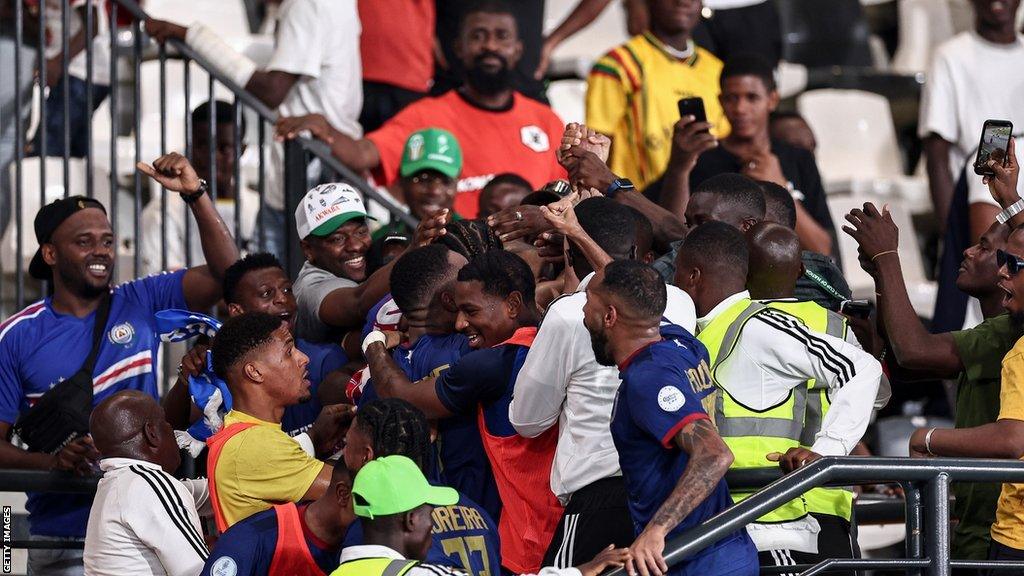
[515,210,523,222]
[748,161,757,170]
[800,458,808,466]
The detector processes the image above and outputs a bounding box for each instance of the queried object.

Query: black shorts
[757,513,859,576]
[542,476,635,568]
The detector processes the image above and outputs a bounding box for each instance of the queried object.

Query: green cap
[399,128,462,179]
[352,455,459,519]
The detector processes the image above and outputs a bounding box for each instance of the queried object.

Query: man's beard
[465,53,513,96]
[590,328,616,367]
[58,260,109,300]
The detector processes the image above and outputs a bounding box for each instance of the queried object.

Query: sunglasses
[997,249,1024,275]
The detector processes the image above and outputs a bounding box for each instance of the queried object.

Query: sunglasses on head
[997,249,1024,275]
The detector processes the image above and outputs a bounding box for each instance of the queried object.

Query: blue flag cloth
[155,310,233,452]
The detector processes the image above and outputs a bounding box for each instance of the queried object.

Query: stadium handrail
[605,456,1024,575]
[109,0,417,230]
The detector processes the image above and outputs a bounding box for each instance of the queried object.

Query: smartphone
[974,119,1013,176]
[839,299,873,319]
[678,97,707,124]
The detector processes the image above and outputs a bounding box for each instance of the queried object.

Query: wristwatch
[997,197,1024,224]
[182,179,209,205]
[605,178,635,199]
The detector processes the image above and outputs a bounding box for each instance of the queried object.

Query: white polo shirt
[510,272,697,502]
[84,458,210,576]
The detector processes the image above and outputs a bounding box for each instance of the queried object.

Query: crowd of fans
[1,0,1024,575]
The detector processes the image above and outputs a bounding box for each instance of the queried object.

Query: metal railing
[605,456,1024,576]
[4,456,1024,574]
[2,0,415,313]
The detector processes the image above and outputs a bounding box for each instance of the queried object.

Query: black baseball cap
[29,196,107,280]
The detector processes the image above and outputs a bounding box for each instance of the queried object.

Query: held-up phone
[839,299,873,319]
[678,97,708,129]
[974,119,1013,176]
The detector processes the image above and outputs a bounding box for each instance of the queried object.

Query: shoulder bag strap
[81,293,113,376]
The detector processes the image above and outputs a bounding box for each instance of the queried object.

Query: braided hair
[439,218,502,261]
[354,398,432,472]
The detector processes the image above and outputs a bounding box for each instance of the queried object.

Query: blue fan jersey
[201,504,338,576]
[612,323,757,576]
[343,488,501,576]
[0,271,187,537]
[280,338,348,437]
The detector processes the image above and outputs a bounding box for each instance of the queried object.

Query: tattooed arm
[363,341,453,419]
[627,418,735,576]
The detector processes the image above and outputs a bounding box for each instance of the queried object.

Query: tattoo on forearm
[651,419,729,531]
[366,346,412,396]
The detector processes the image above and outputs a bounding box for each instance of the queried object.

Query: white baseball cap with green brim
[295,183,377,240]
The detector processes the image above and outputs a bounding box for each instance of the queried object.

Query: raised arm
[137,154,239,311]
[842,202,962,376]
[540,200,613,274]
[629,419,733,576]
[984,137,1023,227]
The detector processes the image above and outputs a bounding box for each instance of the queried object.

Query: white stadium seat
[798,89,930,214]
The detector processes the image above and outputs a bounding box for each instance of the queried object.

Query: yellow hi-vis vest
[331,558,418,576]
[698,297,809,523]
[764,300,854,522]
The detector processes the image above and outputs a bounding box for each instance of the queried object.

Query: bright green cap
[399,128,462,179]
[352,455,459,519]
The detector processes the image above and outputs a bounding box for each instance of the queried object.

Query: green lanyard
[803,268,846,302]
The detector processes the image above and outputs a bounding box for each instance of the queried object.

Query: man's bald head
[90,390,180,472]
[746,221,804,299]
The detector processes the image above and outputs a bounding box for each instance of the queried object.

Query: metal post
[13,0,26,309]
[159,43,167,271]
[132,18,142,278]
[257,120,266,251]
[233,99,242,250]
[109,1,119,277]
[903,481,924,576]
[85,0,94,198]
[924,473,951,576]
[183,58,192,268]
[208,75,217,201]
[283,139,306,278]
[61,0,70,191]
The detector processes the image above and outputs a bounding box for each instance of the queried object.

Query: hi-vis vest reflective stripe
[764,300,854,521]
[698,298,808,523]
[330,558,419,576]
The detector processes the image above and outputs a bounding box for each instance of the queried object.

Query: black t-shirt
[688,140,837,240]
[433,0,546,102]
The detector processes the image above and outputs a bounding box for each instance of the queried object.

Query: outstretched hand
[540,200,584,240]
[559,123,611,166]
[275,114,336,144]
[842,202,899,263]
[144,18,188,44]
[767,447,822,473]
[412,209,450,247]
[137,153,203,195]
[308,403,357,459]
[487,204,550,244]
[577,544,632,576]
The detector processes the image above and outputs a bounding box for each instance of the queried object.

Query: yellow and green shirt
[586,33,729,191]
